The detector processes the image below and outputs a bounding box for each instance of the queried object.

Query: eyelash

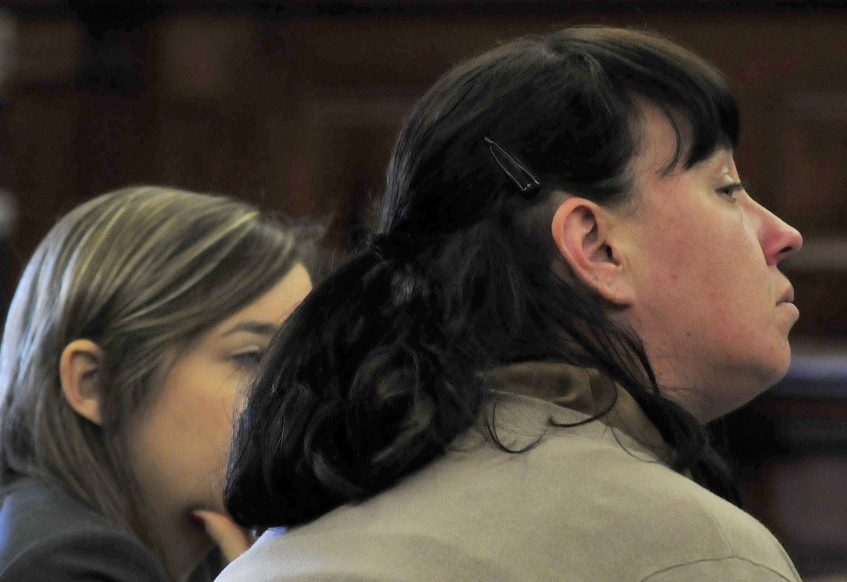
[717,182,745,201]
[232,349,264,369]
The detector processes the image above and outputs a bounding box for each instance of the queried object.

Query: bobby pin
[484,136,541,196]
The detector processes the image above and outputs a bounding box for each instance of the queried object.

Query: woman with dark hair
[221,26,802,581]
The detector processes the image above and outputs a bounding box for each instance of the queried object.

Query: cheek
[635,236,709,316]
[127,369,240,506]
[707,228,771,317]
[174,382,238,470]
[151,385,234,444]
[633,218,769,350]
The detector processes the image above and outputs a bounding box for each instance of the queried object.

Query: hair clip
[484,136,541,196]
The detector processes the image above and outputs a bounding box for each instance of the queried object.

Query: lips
[778,285,795,305]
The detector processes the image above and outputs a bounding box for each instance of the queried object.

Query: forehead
[630,104,684,179]
[213,263,313,332]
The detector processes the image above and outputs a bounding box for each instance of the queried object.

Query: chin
[749,337,793,388]
[729,363,790,415]
[765,347,793,386]
[705,369,789,423]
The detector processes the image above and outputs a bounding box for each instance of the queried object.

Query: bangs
[656,81,739,173]
[635,37,740,171]
[562,27,740,173]
[642,96,738,177]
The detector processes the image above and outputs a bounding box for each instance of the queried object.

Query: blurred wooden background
[1,1,847,578]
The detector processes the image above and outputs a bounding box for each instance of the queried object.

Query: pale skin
[59,263,313,581]
[551,104,802,422]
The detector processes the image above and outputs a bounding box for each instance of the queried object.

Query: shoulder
[0,479,168,582]
[527,429,800,580]
[623,476,800,580]
[555,436,800,581]
[218,425,800,582]
[640,556,799,581]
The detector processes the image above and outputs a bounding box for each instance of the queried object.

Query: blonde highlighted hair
[0,185,313,548]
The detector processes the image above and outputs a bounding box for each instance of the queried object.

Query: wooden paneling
[1,7,846,310]
[1,6,846,326]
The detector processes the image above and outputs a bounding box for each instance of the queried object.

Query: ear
[59,339,105,425]
[550,196,634,306]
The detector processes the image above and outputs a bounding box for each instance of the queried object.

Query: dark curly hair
[225,26,740,528]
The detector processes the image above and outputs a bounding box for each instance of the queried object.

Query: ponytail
[226,244,482,527]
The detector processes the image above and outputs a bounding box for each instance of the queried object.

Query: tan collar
[479,361,671,463]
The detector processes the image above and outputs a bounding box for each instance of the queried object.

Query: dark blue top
[0,477,169,581]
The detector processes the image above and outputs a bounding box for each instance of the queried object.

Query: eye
[231,348,264,370]
[716,182,744,203]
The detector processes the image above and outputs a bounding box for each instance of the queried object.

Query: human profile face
[615,105,802,421]
[125,263,312,521]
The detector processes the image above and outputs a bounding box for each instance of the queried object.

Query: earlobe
[59,339,105,425]
[551,196,634,306]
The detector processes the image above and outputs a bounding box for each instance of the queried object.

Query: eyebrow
[221,321,278,338]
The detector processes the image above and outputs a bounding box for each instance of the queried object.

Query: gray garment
[217,365,801,582]
[0,478,169,581]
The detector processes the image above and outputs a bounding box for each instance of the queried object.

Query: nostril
[775,226,803,262]
[772,243,801,267]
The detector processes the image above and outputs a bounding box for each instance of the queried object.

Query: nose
[758,203,803,266]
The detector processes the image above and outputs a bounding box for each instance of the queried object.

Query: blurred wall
[2,4,847,328]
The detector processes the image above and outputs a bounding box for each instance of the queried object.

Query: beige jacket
[218,363,801,581]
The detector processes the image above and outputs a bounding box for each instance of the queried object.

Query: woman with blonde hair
[0,186,314,581]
